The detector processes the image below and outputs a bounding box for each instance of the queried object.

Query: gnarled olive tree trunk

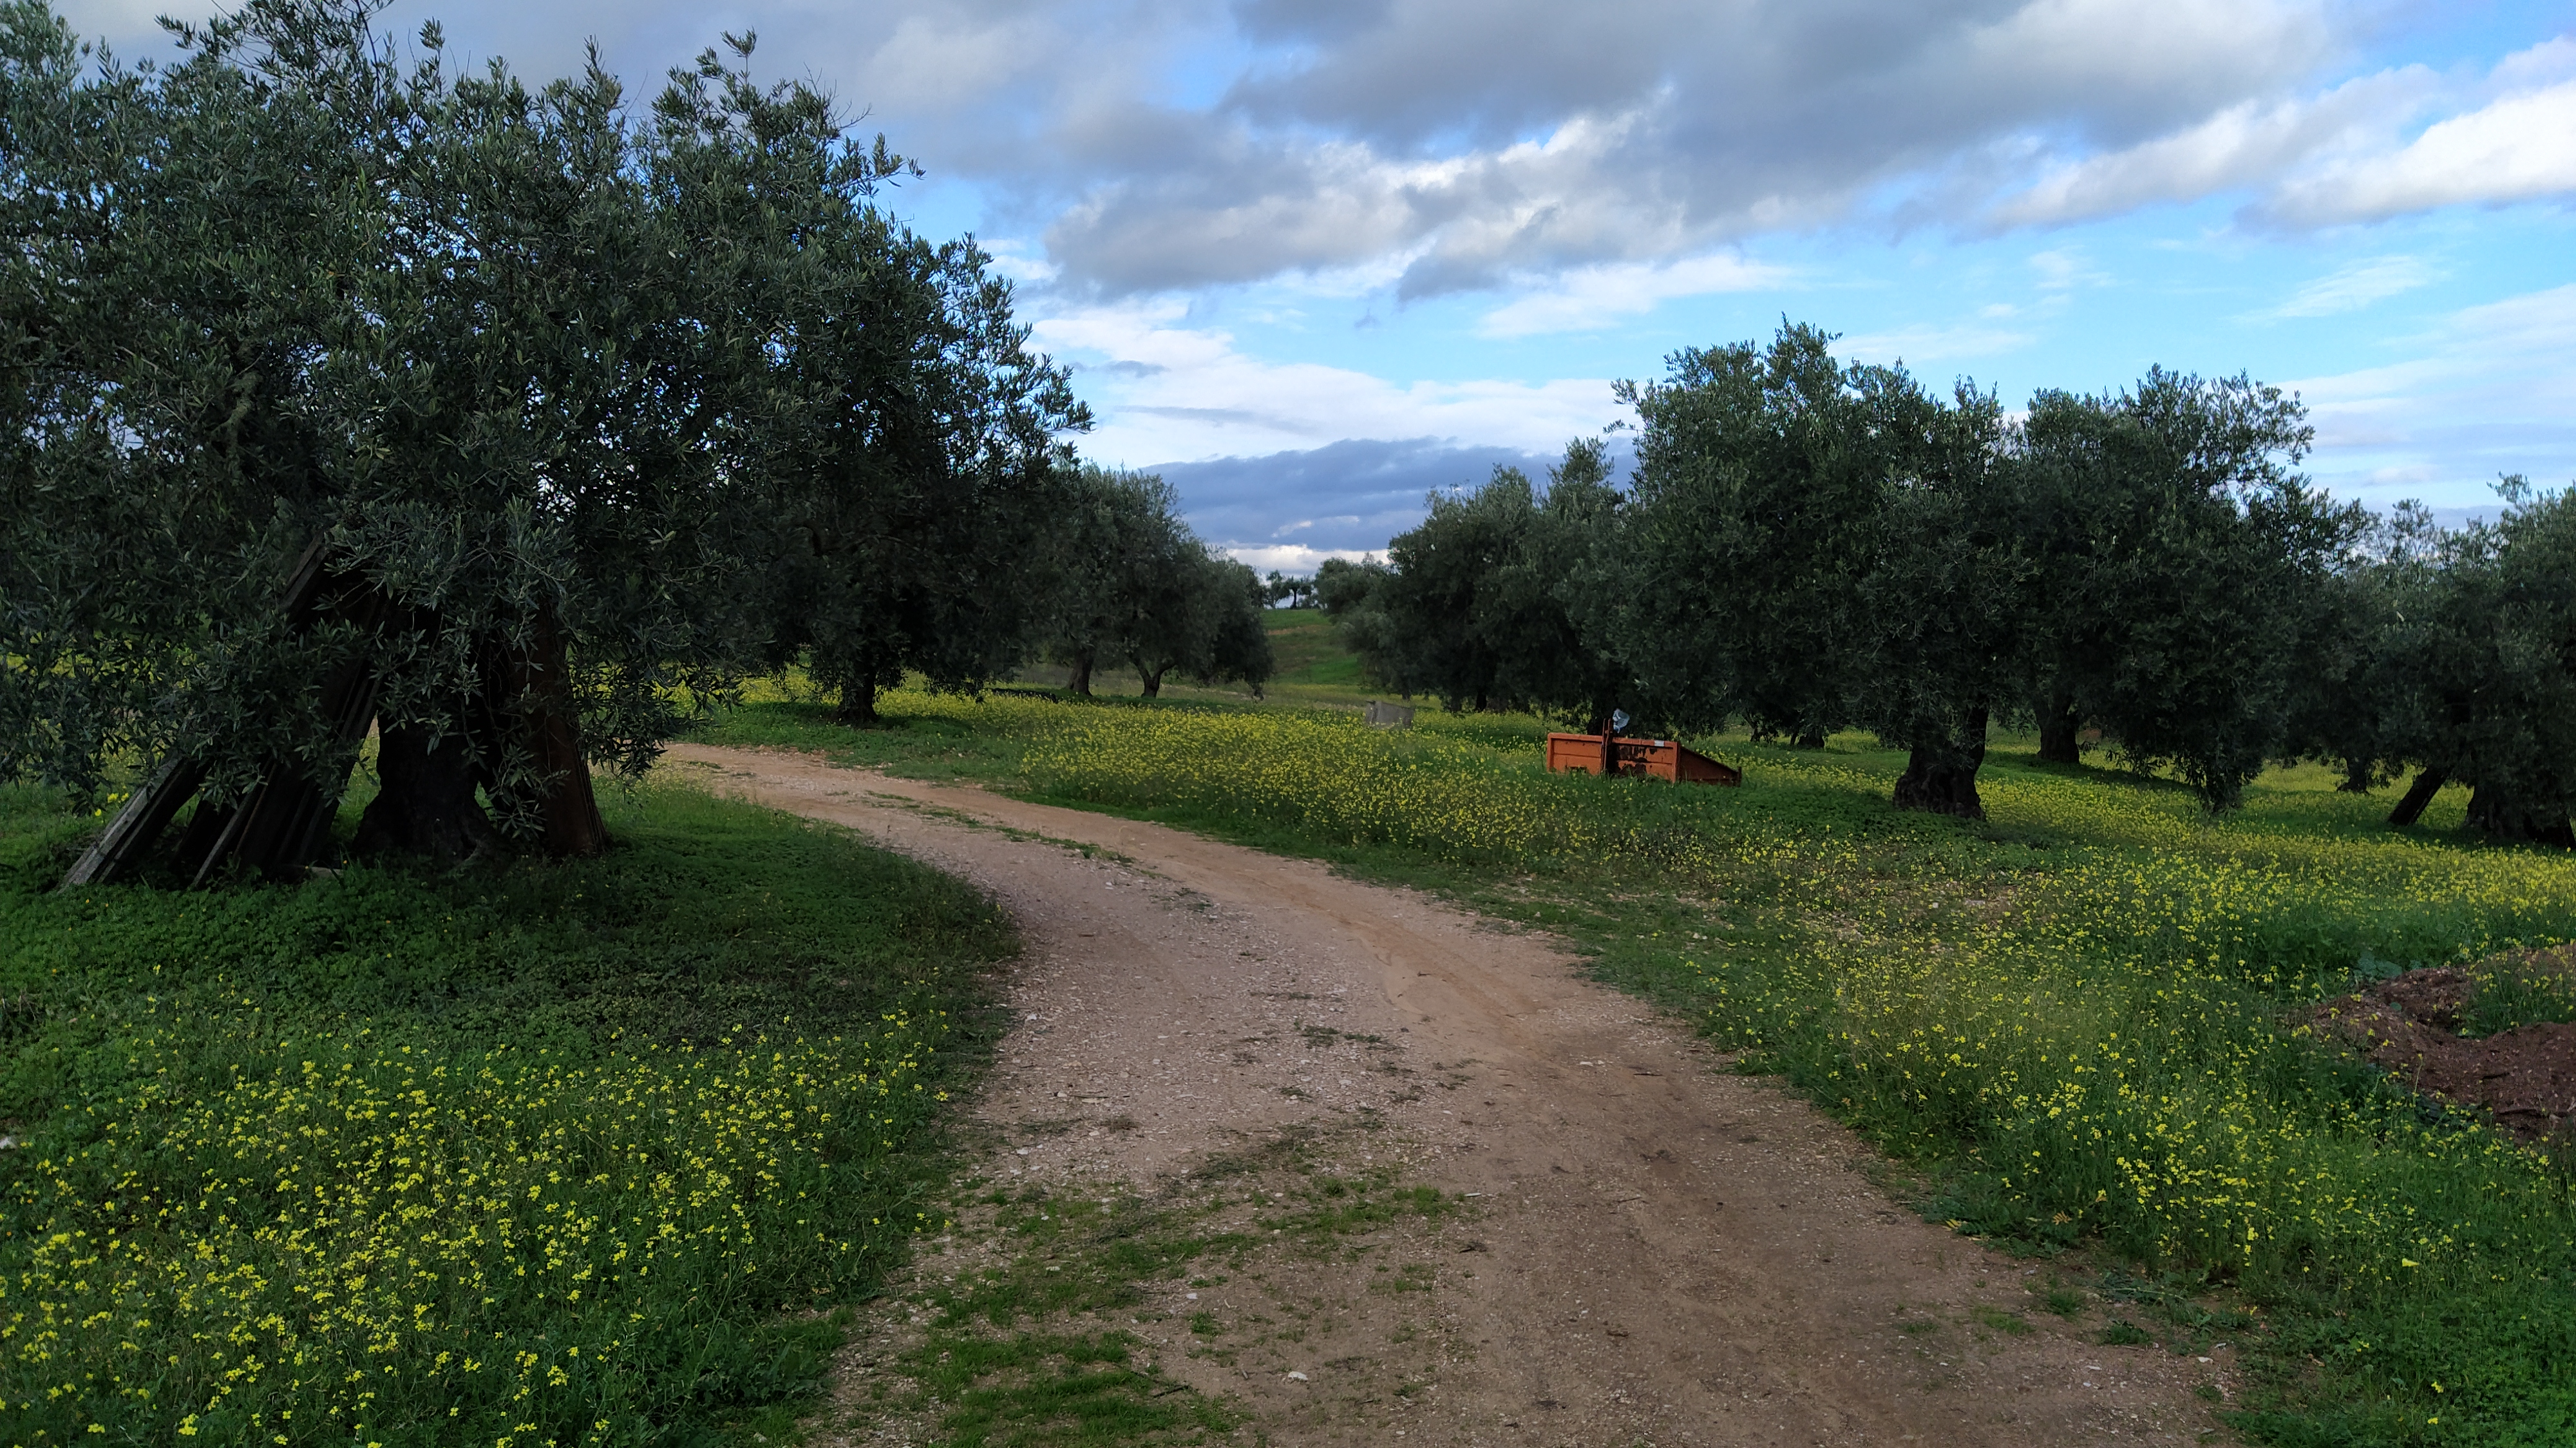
[495,611,609,857]
[2464,782,2574,848]
[2034,686,2082,765]
[2386,768,2447,827]
[61,543,391,887]
[66,578,614,882]
[352,723,504,861]
[1893,705,1990,820]
[357,616,609,864]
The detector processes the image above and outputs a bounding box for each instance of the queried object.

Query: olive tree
[2353,481,2576,845]
[1850,382,2021,819]
[755,227,1088,725]
[1323,439,1631,723]
[1043,466,1272,698]
[1613,325,1887,747]
[2014,372,2362,810]
[2,0,1083,880]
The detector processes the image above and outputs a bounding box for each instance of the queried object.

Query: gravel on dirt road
[665,742,2225,1446]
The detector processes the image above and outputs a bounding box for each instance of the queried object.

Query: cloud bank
[67,1,2575,302]
[1153,437,1560,564]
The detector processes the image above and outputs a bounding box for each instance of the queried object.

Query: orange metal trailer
[1544,732,1741,785]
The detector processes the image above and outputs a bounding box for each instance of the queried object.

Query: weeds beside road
[0,782,1012,1445]
[6,654,2568,1445]
[700,678,2576,1447]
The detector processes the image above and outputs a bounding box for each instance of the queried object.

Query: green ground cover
[851,1138,1459,1447]
[1000,610,1382,709]
[1251,611,1370,701]
[0,781,1014,1446]
[696,621,2576,1448]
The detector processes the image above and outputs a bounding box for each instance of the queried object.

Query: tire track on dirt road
[665,742,2227,1447]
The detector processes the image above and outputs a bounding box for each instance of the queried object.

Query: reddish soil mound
[2309,953,2576,1144]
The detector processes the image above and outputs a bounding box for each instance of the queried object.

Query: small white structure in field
[1363,700,1416,729]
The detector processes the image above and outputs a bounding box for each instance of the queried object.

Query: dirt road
[665,743,2226,1446]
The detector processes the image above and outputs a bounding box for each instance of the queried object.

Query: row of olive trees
[1323,324,2574,843]
[781,455,1278,716]
[2305,486,2576,845]
[1,0,1091,879]
[1039,466,1273,701]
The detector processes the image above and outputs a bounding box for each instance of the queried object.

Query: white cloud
[1028,0,2350,294]
[1220,543,1378,573]
[1989,75,2423,226]
[2291,281,2576,506]
[2265,73,2576,225]
[1996,37,2576,232]
[979,240,1061,286]
[1043,102,1719,297]
[2027,247,2108,293]
[1036,300,1624,461]
[2259,255,2439,319]
[845,9,1066,119]
[1474,252,1790,338]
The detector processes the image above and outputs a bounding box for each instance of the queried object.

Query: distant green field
[1002,609,1381,707]
[1253,609,1372,701]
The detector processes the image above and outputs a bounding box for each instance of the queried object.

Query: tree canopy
[1613,326,2021,814]
[1043,466,1273,699]
[1,0,1085,879]
[1327,440,1633,726]
[2329,481,2576,845]
[2013,370,2362,810]
[1317,322,2571,844]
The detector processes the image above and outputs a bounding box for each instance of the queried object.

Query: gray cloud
[62,0,2561,303]
[1054,0,2347,296]
[1155,437,1577,555]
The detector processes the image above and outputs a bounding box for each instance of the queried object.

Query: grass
[998,611,1373,712]
[1970,1303,2036,1337]
[1255,611,1372,703]
[2463,951,2576,1038]
[845,1129,1465,1445]
[2039,1281,2088,1318]
[772,611,1404,723]
[685,614,2576,1448]
[0,779,1015,1446]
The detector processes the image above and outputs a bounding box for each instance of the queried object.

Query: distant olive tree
[753,230,1088,725]
[1264,571,1317,609]
[2287,501,2446,800]
[1043,466,1272,698]
[1323,441,1633,726]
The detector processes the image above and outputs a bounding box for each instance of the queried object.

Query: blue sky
[66,0,2576,569]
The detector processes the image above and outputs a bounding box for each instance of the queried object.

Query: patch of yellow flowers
[3,1009,944,1442]
[971,691,2573,1290]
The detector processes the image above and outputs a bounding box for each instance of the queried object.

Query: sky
[62,0,2576,571]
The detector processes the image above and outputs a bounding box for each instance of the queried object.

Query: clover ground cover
[0,781,1012,1446]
